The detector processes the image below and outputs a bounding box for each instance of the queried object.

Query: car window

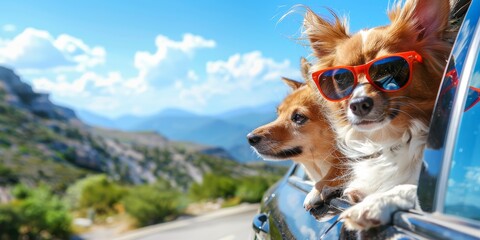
[444,44,480,221]
[291,164,311,182]
[419,2,478,212]
[292,164,305,177]
[419,60,459,211]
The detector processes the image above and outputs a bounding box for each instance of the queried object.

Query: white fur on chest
[340,119,428,195]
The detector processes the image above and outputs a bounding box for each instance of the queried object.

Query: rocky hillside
[0,66,281,191]
[0,67,76,121]
[78,103,278,163]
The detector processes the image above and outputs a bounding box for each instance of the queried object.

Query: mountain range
[0,66,283,192]
[77,102,279,162]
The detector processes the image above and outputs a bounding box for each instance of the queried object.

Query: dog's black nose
[349,97,374,117]
[247,133,262,146]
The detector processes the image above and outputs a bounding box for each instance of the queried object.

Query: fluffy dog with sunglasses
[304,0,454,230]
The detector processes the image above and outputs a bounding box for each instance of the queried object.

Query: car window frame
[436,5,480,215]
[287,164,314,193]
[418,0,480,215]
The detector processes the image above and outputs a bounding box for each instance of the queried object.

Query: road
[114,203,259,240]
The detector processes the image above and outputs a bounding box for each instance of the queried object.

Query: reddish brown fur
[304,0,452,142]
[300,0,458,230]
[250,59,347,189]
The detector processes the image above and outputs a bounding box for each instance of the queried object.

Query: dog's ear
[300,57,321,94]
[304,8,349,58]
[282,77,304,90]
[389,0,450,41]
[300,57,312,81]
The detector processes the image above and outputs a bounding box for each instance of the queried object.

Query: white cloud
[133,33,215,87]
[32,71,126,97]
[206,51,293,86]
[54,34,106,70]
[465,167,480,185]
[2,24,16,32]
[0,28,105,72]
[27,33,218,117]
[448,178,455,187]
[187,70,199,81]
[205,51,290,82]
[178,51,296,107]
[30,67,154,117]
[84,96,122,113]
[21,30,296,117]
[300,226,317,240]
[446,166,480,206]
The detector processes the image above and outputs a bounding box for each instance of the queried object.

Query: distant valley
[0,65,288,238]
[77,102,279,163]
[0,66,282,190]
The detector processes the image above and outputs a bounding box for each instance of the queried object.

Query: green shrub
[235,176,274,203]
[65,175,125,215]
[17,186,72,239]
[221,196,242,208]
[189,174,279,204]
[189,174,236,201]
[12,184,31,200]
[122,182,183,226]
[0,205,20,240]
[1,185,72,239]
[0,164,18,186]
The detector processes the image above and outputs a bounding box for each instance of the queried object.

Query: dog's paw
[343,188,365,203]
[339,195,394,231]
[340,184,418,231]
[304,188,323,211]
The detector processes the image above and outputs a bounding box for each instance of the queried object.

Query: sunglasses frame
[443,69,480,112]
[465,86,480,112]
[311,51,423,102]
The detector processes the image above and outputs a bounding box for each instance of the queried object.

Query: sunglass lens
[319,68,355,100]
[369,56,410,91]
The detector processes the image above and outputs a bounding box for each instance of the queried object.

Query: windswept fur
[247,58,348,210]
[303,0,457,230]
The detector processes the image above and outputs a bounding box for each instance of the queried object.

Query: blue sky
[0,1,390,118]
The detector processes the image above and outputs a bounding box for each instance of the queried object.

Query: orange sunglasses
[442,69,480,112]
[311,51,423,102]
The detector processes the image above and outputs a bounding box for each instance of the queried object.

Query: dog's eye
[291,113,308,125]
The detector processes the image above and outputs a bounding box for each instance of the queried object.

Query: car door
[254,164,344,240]
[389,0,480,238]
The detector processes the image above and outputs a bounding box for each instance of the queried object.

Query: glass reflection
[418,2,478,212]
[444,47,480,220]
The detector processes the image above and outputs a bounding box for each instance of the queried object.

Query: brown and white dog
[247,58,347,211]
[303,0,454,230]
